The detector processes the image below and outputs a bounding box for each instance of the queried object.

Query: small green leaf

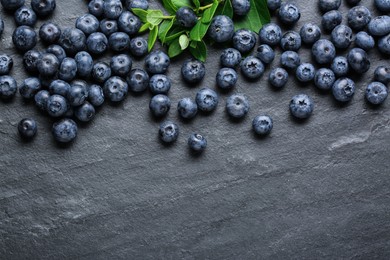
[131,8,148,23]
[179,34,190,50]
[139,22,151,33]
[192,0,200,9]
[147,10,164,26]
[190,40,197,48]
[148,26,159,52]
[216,0,233,18]
[168,38,183,58]
[158,19,175,43]
[171,0,193,8]
[190,40,207,62]
[162,0,178,14]
[165,28,186,42]
[201,0,219,23]
[189,21,209,42]
[234,0,271,32]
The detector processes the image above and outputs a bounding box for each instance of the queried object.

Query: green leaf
[189,22,209,41]
[162,0,178,14]
[147,10,164,26]
[233,0,271,32]
[131,8,148,23]
[200,0,219,23]
[148,26,159,52]
[168,38,183,58]
[165,28,186,42]
[179,34,190,50]
[189,40,207,62]
[171,0,193,8]
[216,0,233,18]
[192,0,200,9]
[158,19,175,43]
[139,22,151,33]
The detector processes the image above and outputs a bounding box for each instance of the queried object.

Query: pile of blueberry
[0,0,389,153]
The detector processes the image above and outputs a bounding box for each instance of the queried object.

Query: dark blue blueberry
[259,23,282,46]
[330,56,349,77]
[34,90,50,110]
[37,53,59,77]
[332,77,355,102]
[0,54,13,75]
[108,32,130,52]
[149,94,171,117]
[269,67,288,88]
[18,118,37,139]
[375,0,390,12]
[312,39,336,64]
[346,0,361,5]
[100,19,118,36]
[176,7,198,28]
[347,6,371,31]
[75,101,95,122]
[278,3,300,25]
[145,50,170,75]
[0,0,24,11]
[280,31,301,51]
[366,82,388,105]
[355,31,375,51]
[52,118,78,143]
[232,0,250,16]
[188,133,207,152]
[318,0,341,12]
[181,59,205,84]
[118,11,141,36]
[110,54,132,77]
[23,49,40,73]
[195,88,219,112]
[58,27,87,55]
[331,25,353,49]
[125,0,148,10]
[296,63,315,82]
[220,48,241,68]
[208,15,234,43]
[39,22,61,44]
[31,0,55,17]
[321,10,342,32]
[314,68,335,90]
[289,94,314,119]
[87,32,108,55]
[252,115,273,135]
[226,93,249,119]
[92,62,111,83]
[58,57,77,82]
[75,51,93,78]
[240,56,264,79]
[378,33,390,55]
[300,23,321,45]
[216,68,237,90]
[267,0,281,12]
[256,44,275,64]
[280,51,301,70]
[46,94,69,117]
[103,0,122,19]
[88,0,104,17]
[130,37,148,57]
[68,80,88,107]
[368,16,390,36]
[126,68,149,93]
[159,121,179,144]
[88,84,104,107]
[149,74,171,95]
[232,29,256,53]
[46,44,66,63]
[12,25,37,52]
[14,6,37,26]
[103,76,128,102]
[177,97,198,119]
[19,77,41,99]
[49,79,70,97]
[374,66,390,85]
[76,14,99,35]
[347,48,370,73]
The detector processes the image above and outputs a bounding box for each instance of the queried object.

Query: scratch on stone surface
[328,132,371,151]
[371,119,390,134]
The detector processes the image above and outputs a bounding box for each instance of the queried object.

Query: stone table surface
[1,0,390,259]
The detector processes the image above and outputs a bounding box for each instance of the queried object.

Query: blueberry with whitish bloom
[176,7,198,28]
[37,53,59,77]
[232,0,250,16]
[312,39,336,64]
[252,115,273,135]
[195,88,219,112]
[12,25,37,52]
[49,79,70,97]
[232,29,257,53]
[59,57,77,82]
[68,80,89,107]
[103,76,128,102]
[216,68,238,90]
[34,90,50,110]
[321,10,342,32]
[14,6,37,27]
[0,54,13,75]
[46,44,66,63]
[92,62,111,83]
[75,102,95,122]
[207,15,234,43]
[46,94,69,118]
[267,0,281,12]
[289,94,314,119]
[118,11,141,36]
[269,67,288,89]
[330,56,349,77]
[375,0,390,12]
[331,25,353,49]
[378,33,390,55]
[314,68,335,90]
[149,94,171,118]
[18,118,37,140]
[318,0,341,12]
[181,59,205,84]
[220,48,241,68]
[365,82,388,105]
[280,51,301,70]
[226,93,250,119]
[149,74,171,95]
[130,37,148,57]
[256,44,275,64]
[52,118,78,143]
[332,77,355,102]
[110,54,132,77]
[39,22,61,44]
[259,23,282,46]
[368,16,390,37]
[88,0,104,17]
[19,77,41,99]
[159,121,179,144]
[241,56,264,79]
[103,0,123,19]
[145,50,170,75]
[300,23,321,45]
[108,32,130,52]
[75,51,93,78]
[76,14,99,35]
[31,0,55,17]
[347,48,370,73]
[177,97,198,119]
[296,63,316,83]
[278,3,301,25]
[88,84,105,107]
[87,32,108,55]
[355,32,375,51]
[126,68,149,93]
[125,0,148,10]
[374,66,390,84]
[100,19,118,36]
[23,49,40,73]
[280,31,301,51]
[347,6,371,31]
[188,133,207,152]
[58,27,87,55]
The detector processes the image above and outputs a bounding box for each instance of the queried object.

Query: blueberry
[159,121,179,144]
[177,97,198,119]
[91,62,111,83]
[149,94,171,117]
[110,54,132,77]
[321,10,342,32]
[181,59,205,84]
[58,57,77,82]
[278,3,301,25]
[100,19,118,36]
[0,0,24,11]
[331,25,353,49]
[220,48,242,68]
[330,56,349,77]
[233,29,256,53]
[375,0,390,13]
[332,77,355,102]
[269,67,288,88]
[208,15,234,43]
[346,0,361,5]
[47,44,66,63]
[240,56,264,79]
[312,39,336,64]
[259,23,282,46]
[87,32,108,55]
[195,88,219,112]
[18,118,37,139]
[280,51,301,70]
[37,53,59,77]
[88,0,104,17]
[280,31,301,51]
[296,63,316,82]
[103,0,123,20]
[12,25,37,52]
[75,102,95,122]
[378,33,390,55]
[267,0,281,12]
[88,84,104,107]
[347,48,370,73]
[188,133,207,152]
[318,0,341,12]
[23,49,40,73]
[31,0,55,17]
[374,66,390,84]
[289,94,314,119]
[39,22,61,44]
[300,23,321,45]
[216,68,238,90]
[149,74,171,95]
[68,80,88,107]
[118,11,141,36]
[75,51,93,78]
[126,68,149,93]
[145,50,170,75]
[365,82,388,105]
[108,32,130,52]
[125,0,148,10]
[58,28,87,55]
[226,93,250,119]
[256,44,275,64]
[14,6,37,26]
[49,79,70,97]
[368,16,390,37]
[76,14,99,35]
[34,90,50,110]
[355,31,375,51]
[103,76,128,102]
[46,94,69,117]
[314,68,335,90]
[19,77,41,99]
[0,54,13,75]
[347,6,371,31]
[176,7,198,28]
[52,118,78,143]
[129,37,148,57]
[232,0,250,16]
[252,115,273,135]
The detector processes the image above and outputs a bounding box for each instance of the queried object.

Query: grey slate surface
[1,0,390,259]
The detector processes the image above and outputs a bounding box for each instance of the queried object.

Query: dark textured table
[1,1,390,259]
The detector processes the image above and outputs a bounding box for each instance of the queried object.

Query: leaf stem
[198,0,224,11]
